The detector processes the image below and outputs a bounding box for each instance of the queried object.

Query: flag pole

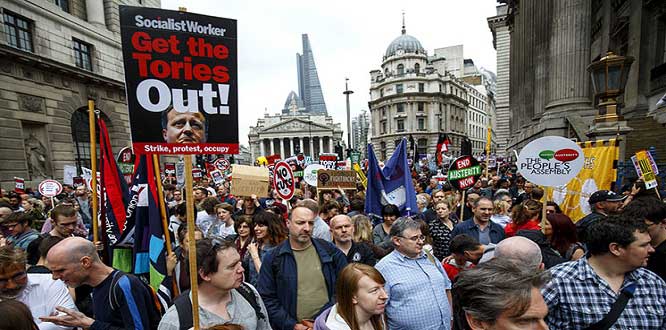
[485,126,491,177]
[459,190,466,221]
[88,100,99,244]
[541,187,549,234]
[184,156,200,330]
[152,154,179,296]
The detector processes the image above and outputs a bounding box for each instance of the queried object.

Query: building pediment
[260,118,331,134]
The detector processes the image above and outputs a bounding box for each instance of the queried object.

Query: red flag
[436,134,451,165]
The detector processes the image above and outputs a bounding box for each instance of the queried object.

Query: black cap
[588,190,626,204]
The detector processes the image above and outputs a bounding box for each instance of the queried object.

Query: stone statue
[24,133,49,179]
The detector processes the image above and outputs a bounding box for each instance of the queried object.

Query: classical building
[499,0,666,160]
[487,4,511,154]
[0,0,159,186]
[351,110,370,158]
[297,34,328,115]
[465,84,491,155]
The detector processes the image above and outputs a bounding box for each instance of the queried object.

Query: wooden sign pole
[459,190,466,221]
[152,154,178,296]
[88,100,99,244]
[184,157,200,330]
[541,187,549,233]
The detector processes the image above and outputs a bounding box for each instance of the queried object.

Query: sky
[160,0,499,146]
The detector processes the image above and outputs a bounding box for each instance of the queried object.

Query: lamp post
[587,52,634,122]
[586,51,634,161]
[344,78,354,158]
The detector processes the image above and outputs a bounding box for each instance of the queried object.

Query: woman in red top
[504,199,542,237]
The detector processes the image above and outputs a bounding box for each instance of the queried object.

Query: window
[397,119,404,132]
[380,142,387,160]
[396,84,404,94]
[3,11,33,52]
[381,120,387,134]
[418,118,425,130]
[381,107,386,117]
[418,83,425,93]
[414,63,420,74]
[71,108,110,172]
[397,64,404,75]
[397,103,405,113]
[55,0,70,12]
[418,102,424,112]
[417,138,428,156]
[73,39,92,71]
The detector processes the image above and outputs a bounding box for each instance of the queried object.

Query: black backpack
[109,271,164,330]
[174,282,265,330]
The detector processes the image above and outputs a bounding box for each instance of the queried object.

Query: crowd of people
[0,168,665,330]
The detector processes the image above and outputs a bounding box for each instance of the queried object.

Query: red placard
[273,161,294,200]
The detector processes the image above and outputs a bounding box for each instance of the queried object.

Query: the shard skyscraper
[296,34,328,115]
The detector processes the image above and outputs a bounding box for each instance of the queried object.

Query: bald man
[493,236,544,269]
[40,237,161,330]
[329,215,376,266]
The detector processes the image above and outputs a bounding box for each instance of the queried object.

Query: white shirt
[17,273,78,330]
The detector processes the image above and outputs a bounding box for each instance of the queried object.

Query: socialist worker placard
[119,6,238,154]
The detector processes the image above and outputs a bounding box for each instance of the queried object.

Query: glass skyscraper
[296,34,328,115]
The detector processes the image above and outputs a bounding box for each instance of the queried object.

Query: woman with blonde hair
[351,215,373,243]
[314,263,387,330]
[490,199,512,228]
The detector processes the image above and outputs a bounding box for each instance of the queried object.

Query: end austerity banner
[119,6,238,155]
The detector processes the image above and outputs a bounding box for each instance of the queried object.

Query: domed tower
[368,15,470,161]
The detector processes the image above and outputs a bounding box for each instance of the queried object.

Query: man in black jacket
[576,190,624,243]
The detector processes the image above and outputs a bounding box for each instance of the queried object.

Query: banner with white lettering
[119,6,238,155]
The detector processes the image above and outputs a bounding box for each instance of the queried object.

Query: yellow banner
[486,126,492,152]
[353,163,367,189]
[546,139,619,222]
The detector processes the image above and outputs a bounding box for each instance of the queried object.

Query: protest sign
[273,161,295,200]
[119,6,238,155]
[14,177,25,193]
[63,165,77,185]
[304,164,325,186]
[517,136,585,187]
[213,157,230,172]
[39,179,63,197]
[447,156,482,190]
[230,165,269,197]
[210,169,224,185]
[632,150,659,189]
[319,154,337,169]
[317,170,357,190]
[164,162,176,184]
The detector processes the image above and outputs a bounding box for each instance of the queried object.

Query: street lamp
[587,51,634,123]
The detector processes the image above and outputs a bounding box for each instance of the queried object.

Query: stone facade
[487,4,511,154]
[0,0,159,187]
[248,113,343,161]
[501,0,666,160]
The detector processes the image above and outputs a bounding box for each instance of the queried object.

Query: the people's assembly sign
[119,6,238,155]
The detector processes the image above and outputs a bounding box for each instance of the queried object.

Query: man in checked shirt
[542,214,666,329]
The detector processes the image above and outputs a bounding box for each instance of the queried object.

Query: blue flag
[365,138,418,217]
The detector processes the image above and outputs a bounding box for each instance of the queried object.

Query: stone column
[545,0,593,115]
[299,138,304,155]
[329,137,334,153]
[86,0,106,28]
[280,138,285,157]
[259,138,265,156]
[309,138,314,158]
[319,137,324,155]
[270,138,275,155]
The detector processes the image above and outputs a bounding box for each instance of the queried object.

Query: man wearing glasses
[0,245,76,329]
[1,212,40,251]
[375,217,453,330]
[46,205,79,239]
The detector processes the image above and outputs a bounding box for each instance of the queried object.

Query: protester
[494,236,543,269]
[375,217,452,330]
[623,198,666,281]
[543,213,585,261]
[543,214,666,329]
[0,245,76,330]
[73,186,91,227]
[40,203,88,238]
[168,224,204,293]
[429,201,458,260]
[217,184,237,207]
[236,195,262,218]
[314,263,387,330]
[330,215,376,266]
[234,215,254,261]
[41,237,162,329]
[0,205,13,222]
[297,199,332,242]
[1,212,40,251]
[244,211,286,287]
[372,204,399,250]
[196,197,221,236]
[444,234,483,281]
[545,201,562,214]
[451,197,505,245]
[257,206,347,330]
[452,258,550,330]
[319,200,341,225]
[20,198,46,229]
[208,203,236,239]
[0,300,39,330]
[504,200,541,237]
[458,192,479,222]
[346,198,365,218]
[576,189,625,243]
[168,203,187,244]
[193,186,209,207]
[159,238,270,330]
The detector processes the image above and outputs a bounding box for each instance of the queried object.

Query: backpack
[174,282,265,330]
[109,271,164,330]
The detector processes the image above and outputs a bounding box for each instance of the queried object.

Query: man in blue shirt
[451,197,505,245]
[375,217,452,330]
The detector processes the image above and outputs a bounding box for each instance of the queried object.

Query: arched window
[397,64,404,75]
[414,63,420,74]
[70,107,111,172]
